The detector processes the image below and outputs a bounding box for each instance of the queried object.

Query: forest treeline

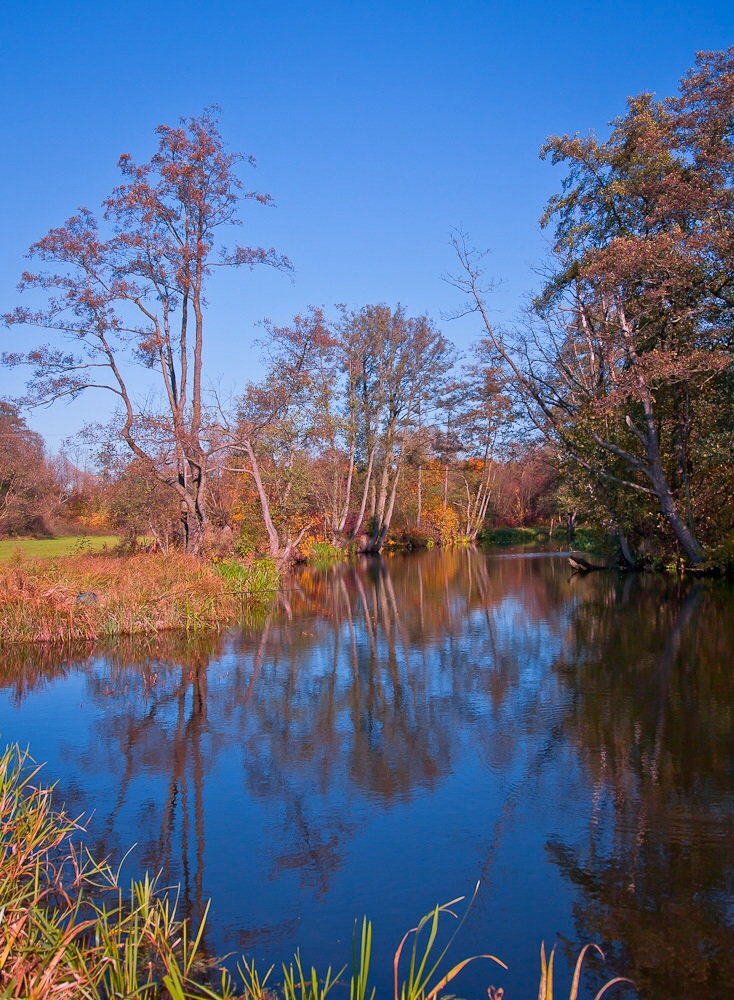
[2,49,733,569]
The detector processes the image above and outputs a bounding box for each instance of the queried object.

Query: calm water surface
[1,550,733,999]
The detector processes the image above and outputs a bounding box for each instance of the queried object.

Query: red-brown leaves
[5,108,292,552]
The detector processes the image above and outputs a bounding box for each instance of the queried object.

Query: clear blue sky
[1,0,732,449]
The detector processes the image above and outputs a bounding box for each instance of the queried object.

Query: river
[1,549,733,998]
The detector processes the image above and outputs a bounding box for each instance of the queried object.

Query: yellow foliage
[424,501,462,545]
[79,510,112,532]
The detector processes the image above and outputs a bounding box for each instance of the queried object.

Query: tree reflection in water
[0,552,732,1000]
[549,573,734,999]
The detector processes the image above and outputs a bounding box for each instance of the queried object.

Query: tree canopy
[4,108,290,554]
[448,48,734,565]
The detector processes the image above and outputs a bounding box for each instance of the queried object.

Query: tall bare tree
[340,304,455,551]
[4,109,290,553]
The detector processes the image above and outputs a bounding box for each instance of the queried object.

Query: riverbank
[0,553,278,643]
[479,524,612,554]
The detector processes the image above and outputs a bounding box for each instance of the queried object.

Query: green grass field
[0,536,119,562]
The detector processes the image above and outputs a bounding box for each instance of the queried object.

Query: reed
[392,887,510,1000]
[480,526,552,547]
[307,543,346,569]
[0,553,278,644]
[282,952,343,1000]
[0,743,239,998]
[537,942,634,1000]
[213,558,279,593]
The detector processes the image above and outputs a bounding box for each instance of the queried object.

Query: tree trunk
[180,489,207,555]
[416,465,422,528]
[348,443,377,542]
[650,465,705,564]
[243,440,282,559]
[617,531,636,569]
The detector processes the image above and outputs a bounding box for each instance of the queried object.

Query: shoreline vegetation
[0,742,633,1000]
[0,528,588,646]
[0,551,279,644]
[0,525,716,645]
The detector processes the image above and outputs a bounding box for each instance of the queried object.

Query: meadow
[0,536,119,563]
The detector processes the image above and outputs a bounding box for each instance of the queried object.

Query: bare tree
[340,304,455,552]
[4,109,291,554]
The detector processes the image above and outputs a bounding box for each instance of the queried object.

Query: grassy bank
[0,553,278,643]
[481,526,554,547]
[0,535,120,563]
[0,743,632,1000]
[480,525,614,558]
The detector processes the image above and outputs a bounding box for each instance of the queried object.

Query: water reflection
[549,573,734,997]
[0,552,732,999]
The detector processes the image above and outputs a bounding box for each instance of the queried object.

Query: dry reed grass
[0,743,232,998]
[0,553,275,643]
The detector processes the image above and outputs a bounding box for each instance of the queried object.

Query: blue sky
[1,0,732,449]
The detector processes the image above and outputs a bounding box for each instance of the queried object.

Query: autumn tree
[0,401,58,537]
[4,109,290,554]
[46,448,109,534]
[451,345,514,541]
[226,305,457,557]
[449,48,734,564]
[105,456,182,552]
[230,309,331,564]
[339,304,455,552]
[260,308,351,544]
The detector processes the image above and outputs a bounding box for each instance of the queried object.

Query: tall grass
[537,942,633,1000]
[213,558,279,594]
[307,543,346,569]
[0,553,278,643]
[0,743,634,999]
[480,527,552,547]
[393,887,506,1000]
[0,742,239,998]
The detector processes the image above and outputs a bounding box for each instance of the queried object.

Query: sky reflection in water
[1,550,733,1000]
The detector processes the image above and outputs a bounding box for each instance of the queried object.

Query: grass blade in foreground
[351,917,376,1000]
[538,942,635,1000]
[393,884,507,1000]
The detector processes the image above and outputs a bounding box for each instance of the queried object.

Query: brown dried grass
[0,553,251,643]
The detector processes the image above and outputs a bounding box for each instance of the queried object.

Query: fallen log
[568,555,607,573]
